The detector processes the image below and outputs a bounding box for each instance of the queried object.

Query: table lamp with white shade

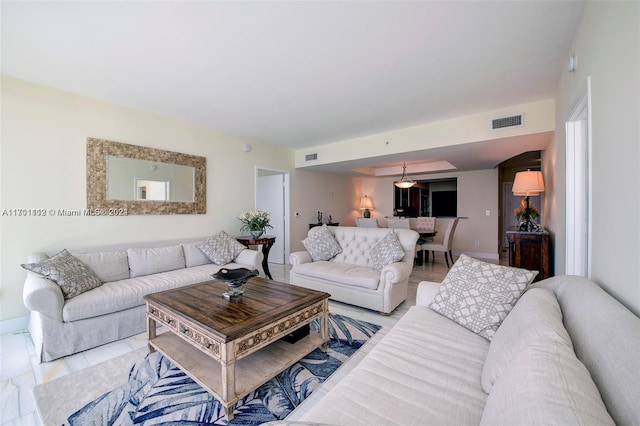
[359,195,374,218]
[512,169,545,232]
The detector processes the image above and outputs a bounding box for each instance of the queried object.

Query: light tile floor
[0,258,454,425]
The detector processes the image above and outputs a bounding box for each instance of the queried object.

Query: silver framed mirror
[87,138,206,215]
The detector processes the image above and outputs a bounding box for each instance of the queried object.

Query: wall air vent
[492,114,523,130]
[305,153,318,161]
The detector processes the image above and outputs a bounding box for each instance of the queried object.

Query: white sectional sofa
[272,275,639,425]
[289,226,419,314]
[22,236,263,362]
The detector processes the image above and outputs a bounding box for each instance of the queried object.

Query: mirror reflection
[106,157,195,202]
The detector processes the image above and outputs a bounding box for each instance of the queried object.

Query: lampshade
[394,163,416,189]
[359,195,374,210]
[512,170,545,196]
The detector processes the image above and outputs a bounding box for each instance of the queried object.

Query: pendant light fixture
[394,162,416,189]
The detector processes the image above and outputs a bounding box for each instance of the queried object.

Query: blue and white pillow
[302,225,342,261]
[197,231,246,265]
[370,231,405,271]
[21,249,103,299]
[429,254,537,340]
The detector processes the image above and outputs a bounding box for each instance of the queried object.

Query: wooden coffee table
[143,277,330,421]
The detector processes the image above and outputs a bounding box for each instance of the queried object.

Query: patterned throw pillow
[428,254,537,340]
[302,225,343,261]
[21,249,103,299]
[197,231,246,265]
[370,231,405,271]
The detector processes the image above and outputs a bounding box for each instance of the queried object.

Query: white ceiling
[1,1,584,174]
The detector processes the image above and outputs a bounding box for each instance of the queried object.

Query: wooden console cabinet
[506,229,551,281]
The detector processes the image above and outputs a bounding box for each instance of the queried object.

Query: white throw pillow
[369,231,405,271]
[73,251,130,282]
[301,224,343,261]
[127,245,186,278]
[182,242,212,267]
[197,231,246,265]
[21,249,103,299]
[481,288,573,393]
[428,254,537,340]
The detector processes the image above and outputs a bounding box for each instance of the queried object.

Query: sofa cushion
[181,242,212,268]
[302,224,343,261]
[127,245,186,278]
[300,306,489,425]
[21,249,103,299]
[369,231,405,271]
[481,288,573,393]
[292,261,380,289]
[480,333,614,425]
[73,251,130,282]
[197,231,246,265]
[429,254,537,340]
[62,264,227,321]
[536,275,640,425]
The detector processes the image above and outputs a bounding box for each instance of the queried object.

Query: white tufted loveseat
[289,226,419,314]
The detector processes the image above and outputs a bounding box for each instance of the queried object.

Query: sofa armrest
[290,251,313,267]
[416,281,440,307]
[380,261,413,285]
[23,272,64,322]
[234,248,264,270]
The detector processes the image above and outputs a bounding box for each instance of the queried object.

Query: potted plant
[238,210,273,239]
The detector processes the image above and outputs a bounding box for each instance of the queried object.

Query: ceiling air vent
[305,153,318,161]
[492,114,523,130]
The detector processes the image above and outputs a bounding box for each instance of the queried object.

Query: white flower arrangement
[238,210,273,232]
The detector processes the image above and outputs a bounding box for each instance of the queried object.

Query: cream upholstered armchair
[420,218,458,267]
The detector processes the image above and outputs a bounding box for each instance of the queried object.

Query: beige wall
[546,1,640,315]
[289,169,357,253]
[0,76,294,321]
[360,169,500,260]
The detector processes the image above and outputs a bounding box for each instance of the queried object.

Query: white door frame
[255,166,290,264]
[565,76,592,277]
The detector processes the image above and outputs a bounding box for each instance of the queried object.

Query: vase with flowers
[513,198,540,231]
[238,210,273,239]
[514,198,540,226]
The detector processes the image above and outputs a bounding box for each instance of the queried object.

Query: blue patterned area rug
[64,314,379,425]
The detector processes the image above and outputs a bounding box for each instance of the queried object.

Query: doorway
[256,168,290,264]
[565,77,592,277]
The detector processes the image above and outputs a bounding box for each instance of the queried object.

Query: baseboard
[453,251,499,261]
[0,315,29,335]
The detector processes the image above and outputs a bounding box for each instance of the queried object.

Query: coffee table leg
[224,404,234,421]
[222,359,236,420]
[147,315,157,353]
[320,310,329,352]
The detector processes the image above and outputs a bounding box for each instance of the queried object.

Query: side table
[506,229,551,282]
[236,235,276,279]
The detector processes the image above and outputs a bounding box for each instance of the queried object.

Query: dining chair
[386,218,411,229]
[414,217,436,233]
[420,218,458,267]
[355,218,379,228]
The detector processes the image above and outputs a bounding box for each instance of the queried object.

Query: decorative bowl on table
[212,268,259,300]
